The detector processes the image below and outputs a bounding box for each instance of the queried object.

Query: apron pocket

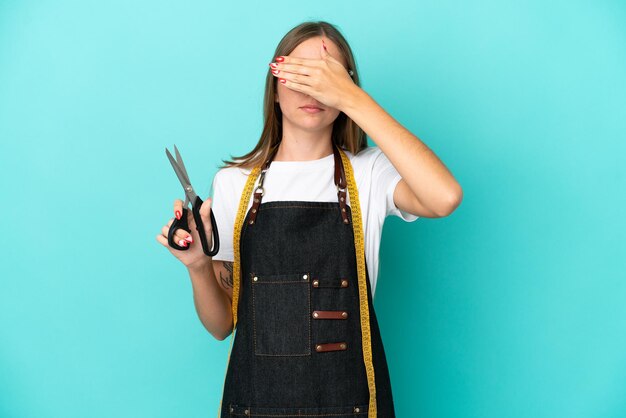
[251,271,311,356]
[229,402,368,417]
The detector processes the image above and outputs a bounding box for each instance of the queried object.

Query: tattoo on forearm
[220,261,234,289]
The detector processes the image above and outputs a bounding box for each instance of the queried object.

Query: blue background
[1,1,625,417]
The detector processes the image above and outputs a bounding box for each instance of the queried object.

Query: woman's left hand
[270,39,359,111]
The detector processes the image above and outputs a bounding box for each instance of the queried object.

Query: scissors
[165,144,220,257]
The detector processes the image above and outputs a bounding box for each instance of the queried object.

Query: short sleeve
[208,169,235,262]
[372,148,419,222]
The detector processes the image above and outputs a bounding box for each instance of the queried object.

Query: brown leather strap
[247,188,262,225]
[247,145,279,225]
[332,144,350,224]
[312,310,348,319]
[312,277,349,288]
[247,143,349,226]
[315,342,348,352]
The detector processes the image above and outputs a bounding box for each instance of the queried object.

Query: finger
[198,197,215,236]
[270,62,314,77]
[165,212,193,244]
[199,197,213,223]
[156,234,169,246]
[320,38,341,65]
[173,198,184,220]
[277,75,312,96]
[175,227,193,245]
[274,55,321,66]
[157,232,188,249]
[276,71,312,89]
[161,224,192,247]
[321,38,329,58]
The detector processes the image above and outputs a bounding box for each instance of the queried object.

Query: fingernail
[178,239,187,246]
[269,63,278,69]
[185,236,193,243]
[175,210,181,220]
[275,56,284,62]
[279,78,286,84]
[271,69,280,75]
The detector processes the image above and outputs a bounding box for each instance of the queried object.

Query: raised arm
[340,88,463,218]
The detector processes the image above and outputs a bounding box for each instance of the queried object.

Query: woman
[157,20,462,418]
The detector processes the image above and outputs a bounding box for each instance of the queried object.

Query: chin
[300,121,333,131]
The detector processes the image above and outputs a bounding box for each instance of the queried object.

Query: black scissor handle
[191,195,220,256]
[167,196,220,257]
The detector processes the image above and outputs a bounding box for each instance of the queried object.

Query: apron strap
[333,144,350,224]
[246,143,349,225]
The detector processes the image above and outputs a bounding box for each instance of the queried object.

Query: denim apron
[218,144,396,417]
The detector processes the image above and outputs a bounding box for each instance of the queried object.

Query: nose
[305,95,323,105]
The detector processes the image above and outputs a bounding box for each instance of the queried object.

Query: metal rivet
[230,407,234,413]
[342,208,346,212]
[313,312,318,318]
[252,208,256,213]
[342,311,348,318]
[254,198,259,202]
[250,220,254,224]
[312,279,319,287]
[302,274,308,280]
[340,196,344,201]
[341,279,348,287]
[340,343,346,349]
[354,407,360,413]
[343,219,349,223]
[244,409,249,415]
[316,344,322,351]
[252,276,258,282]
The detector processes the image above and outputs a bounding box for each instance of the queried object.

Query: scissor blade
[166,148,198,203]
[174,144,191,185]
[167,145,191,185]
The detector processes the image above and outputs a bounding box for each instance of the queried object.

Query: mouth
[300,105,324,112]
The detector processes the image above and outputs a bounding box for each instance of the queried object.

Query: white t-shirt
[209,145,419,299]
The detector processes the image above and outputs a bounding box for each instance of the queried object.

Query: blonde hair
[217,20,367,170]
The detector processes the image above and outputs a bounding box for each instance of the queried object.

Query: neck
[274,123,334,162]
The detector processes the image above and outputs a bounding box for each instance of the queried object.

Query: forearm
[187,261,233,341]
[341,86,463,212]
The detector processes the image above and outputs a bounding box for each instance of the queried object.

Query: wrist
[339,84,368,115]
[187,259,212,275]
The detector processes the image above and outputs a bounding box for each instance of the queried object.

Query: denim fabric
[220,201,396,417]
[252,272,311,355]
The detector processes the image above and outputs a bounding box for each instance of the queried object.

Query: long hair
[217,20,367,170]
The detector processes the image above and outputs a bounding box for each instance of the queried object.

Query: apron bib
[218,144,396,418]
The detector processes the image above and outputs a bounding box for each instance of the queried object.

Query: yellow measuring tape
[339,147,378,418]
[217,148,377,417]
[217,163,260,418]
